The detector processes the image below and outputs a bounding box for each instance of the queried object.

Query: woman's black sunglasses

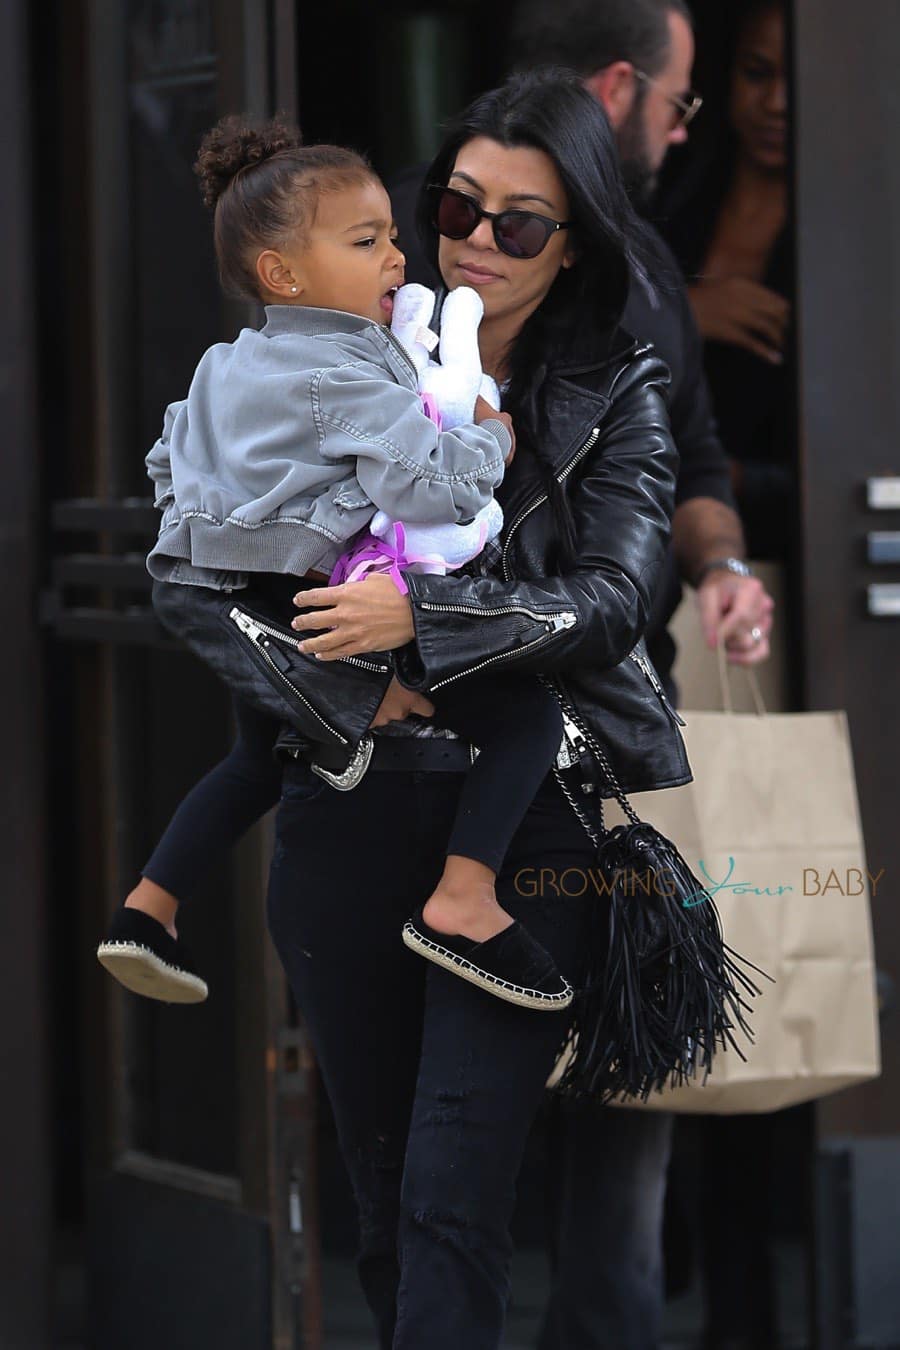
[428,184,571,260]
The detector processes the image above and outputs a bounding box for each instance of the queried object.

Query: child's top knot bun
[196,117,373,302]
[194,115,302,209]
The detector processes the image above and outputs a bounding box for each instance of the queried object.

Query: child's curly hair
[194,115,375,301]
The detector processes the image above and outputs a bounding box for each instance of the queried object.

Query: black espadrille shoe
[402,910,573,1012]
[97,908,208,1004]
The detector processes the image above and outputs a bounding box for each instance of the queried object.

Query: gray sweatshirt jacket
[146,304,510,587]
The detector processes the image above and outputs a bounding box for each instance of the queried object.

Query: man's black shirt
[388,168,736,693]
[622,230,737,692]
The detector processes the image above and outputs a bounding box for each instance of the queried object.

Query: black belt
[368,736,474,772]
[283,732,475,793]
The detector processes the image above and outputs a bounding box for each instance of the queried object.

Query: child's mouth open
[380,285,400,319]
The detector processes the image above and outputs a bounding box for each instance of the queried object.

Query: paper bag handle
[716,636,767,716]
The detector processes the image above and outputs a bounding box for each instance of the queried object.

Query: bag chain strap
[541,677,643,841]
[552,763,601,847]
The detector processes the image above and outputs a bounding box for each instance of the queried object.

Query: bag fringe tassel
[555,821,769,1103]
[547,682,770,1104]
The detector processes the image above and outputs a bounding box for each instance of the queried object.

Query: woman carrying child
[102,69,693,1348]
[102,113,580,1009]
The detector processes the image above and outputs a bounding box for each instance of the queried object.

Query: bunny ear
[437,286,485,372]
[438,285,484,331]
[391,282,437,330]
[442,283,483,314]
[391,284,439,379]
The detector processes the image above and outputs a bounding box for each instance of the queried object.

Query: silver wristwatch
[695,556,752,586]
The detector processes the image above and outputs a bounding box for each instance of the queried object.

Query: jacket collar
[528,322,644,473]
[495,328,641,524]
[261,304,379,339]
[497,372,612,525]
[549,323,638,380]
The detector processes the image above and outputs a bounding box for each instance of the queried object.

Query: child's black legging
[434,675,563,874]
[142,699,282,898]
[143,677,563,900]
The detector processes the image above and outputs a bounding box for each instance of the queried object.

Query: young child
[97,116,571,1013]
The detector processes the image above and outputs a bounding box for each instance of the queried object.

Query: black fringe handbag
[549,685,767,1105]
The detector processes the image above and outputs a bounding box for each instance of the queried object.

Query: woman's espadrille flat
[96,908,208,1004]
[402,910,573,1012]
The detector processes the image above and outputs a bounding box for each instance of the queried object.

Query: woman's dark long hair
[416,68,661,568]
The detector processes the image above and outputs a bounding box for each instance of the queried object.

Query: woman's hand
[370,676,435,728]
[292,573,416,658]
[688,277,790,366]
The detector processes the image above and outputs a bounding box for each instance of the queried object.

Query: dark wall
[1,0,51,1345]
[294,0,508,179]
[794,0,900,1138]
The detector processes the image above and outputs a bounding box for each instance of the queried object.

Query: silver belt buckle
[310,735,374,791]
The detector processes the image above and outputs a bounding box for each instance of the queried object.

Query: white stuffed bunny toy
[369,283,504,572]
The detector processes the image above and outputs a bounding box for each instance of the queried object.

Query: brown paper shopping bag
[552,654,882,1113]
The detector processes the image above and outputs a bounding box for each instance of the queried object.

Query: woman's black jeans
[266,759,595,1350]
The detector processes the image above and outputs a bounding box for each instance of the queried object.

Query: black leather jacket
[172,323,691,798]
[267,322,690,793]
[393,328,692,797]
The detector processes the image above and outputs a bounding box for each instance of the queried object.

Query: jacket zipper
[419,600,577,625]
[230,607,390,675]
[426,611,577,692]
[383,327,420,383]
[337,653,391,674]
[628,649,687,726]
[500,426,602,581]
[496,424,685,731]
[417,426,601,690]
[229,607,350,745]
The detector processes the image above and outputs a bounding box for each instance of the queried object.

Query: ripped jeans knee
[353,1133,405,1254]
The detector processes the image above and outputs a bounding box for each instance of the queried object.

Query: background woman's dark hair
[654,0,786,265]
[194,115,375,301]
[725,0,786,89]
[416,68,661,570]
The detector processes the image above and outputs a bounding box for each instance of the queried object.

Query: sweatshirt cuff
[478,417,511,461]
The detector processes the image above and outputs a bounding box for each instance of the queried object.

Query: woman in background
[662,0,792,563]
